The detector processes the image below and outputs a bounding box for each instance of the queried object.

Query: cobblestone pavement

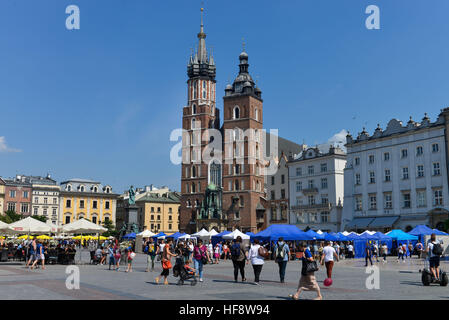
[1,250,448,300]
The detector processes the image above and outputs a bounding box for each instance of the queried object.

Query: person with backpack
[193,239,208,282]
[248,239,266,284]
[145,238,157,272]
[274,237,290,283]
[426,233,443,282]
[231,236,248,282]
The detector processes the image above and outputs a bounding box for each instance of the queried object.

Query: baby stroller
[173,257,197,286]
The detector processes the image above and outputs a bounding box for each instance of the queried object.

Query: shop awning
[368,216,399,228]
[346,217,375,229]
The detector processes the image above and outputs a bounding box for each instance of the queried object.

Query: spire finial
[242,37,246,52]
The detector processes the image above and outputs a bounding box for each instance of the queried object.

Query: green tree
[0,210,21,223]
[31,215,47,223]
[102,219,118,237]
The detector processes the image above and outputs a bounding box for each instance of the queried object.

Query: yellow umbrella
[18,235,34,239]
[36,235,53,240]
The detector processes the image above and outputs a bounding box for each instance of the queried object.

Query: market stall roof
[323,232,338,241]
[305,229,325,240]
[178,234,195,240]
[152,232,167,239]
[209,229,219,236]
[254,224,313,241]
[409,225,448,236]
[166,232,187,239]
[368,216,399,228]
[386,229,418,241]
[123,232,136,239]
[0,221,13,233]
[62,218,107,234]
[373,232,393,241]
[138,230,156,237]
[9,217,52,234]
[345,217,375,229]
[211,230,231,238]
[192,228,211,237]
[222,229,250,240]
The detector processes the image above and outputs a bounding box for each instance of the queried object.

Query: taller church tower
[180,8,221,233]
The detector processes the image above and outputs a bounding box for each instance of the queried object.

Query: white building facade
[287,146,346,232]
[342,110,449,233]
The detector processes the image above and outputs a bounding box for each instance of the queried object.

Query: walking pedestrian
[213,243,220,264]
[155,239,177,285]
[248,239,264,284]
[289,243,322,300]
[347,242,354,259]
[31,240,45,270]
[193,239,208,282]
[114,247,121,271]
[408,242,414,259]
[397,243,405,262]
[415,241,423,259]
[274,237,290,283]
[26,239,37,268]
[145,238,157,272]
[108,245,115,270]
[381,243,388,263]
[231,236,247,282]
[372,242,379,262]
[126,248,135,272]
[365,242,373,267]
[320,241,338,279]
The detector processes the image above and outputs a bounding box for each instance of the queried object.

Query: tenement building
[179,9,297,233]
[342,109,449,233]
[3,175,32,216]
[24,175,60,225]
[287,146,346,232]
[59,178,118,226]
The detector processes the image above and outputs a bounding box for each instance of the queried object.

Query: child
[214,244,220,264]
[114,248,121,271]
[184,260,196,276]
[126,248,135,272]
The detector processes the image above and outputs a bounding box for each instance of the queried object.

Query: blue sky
[1,0,449,193]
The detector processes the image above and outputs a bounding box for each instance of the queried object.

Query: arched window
[193,80,198,99]
[191,182,196,193]
[233,106,240,119]
[67,185,72,192]
[202,81,207,99]
[79,185,85,192]
[235,180,240,191]
[93,186,98,193]
[192,166,196,178]
[255,107,258,121]
[192,104,197,115]
[195,199,200,207]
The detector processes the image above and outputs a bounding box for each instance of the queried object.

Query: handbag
[162,259,172,269]
[305,259,319,273]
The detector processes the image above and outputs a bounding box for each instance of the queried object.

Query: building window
[21,203,29,214]
[281,174,285,184]
[233,106,240,119]
[157,207,161,213]
[296,167,302,176]
[432,143,439,153]
[52,208,57,215]
[309,212,318,223]
[433,163,441,176]
[92,216,97,224]
[384,152,390,161]
[434,189,443,206]
[296,181,302,192]
[355,173,361,185]
[384,193,392,209]
[43,208,47,216]
[321,195,328,204]
[321,178,328,189]
[33,207,38,215]
[308,165,314,175]
[157,224,160,229]
[401,149,408,158]
[308,180,314,189]
[417,165,424,178]
[355,157,360,166]
[168,224,172,230]
[369,195,377,210]
[321,211,330,223]
[23,191,29,199]
[9,190,16,198]
[151,215,154,220]
[281,189,286,199]
[67,185,72,192]
[105,201,110,210]
[369,155,375,164]
[402,167,409,180]
[384,169,391,182]
[369,171,375,183]
[169,208,173,214]
[43,197,47,204]
[308,195,315,205]
[66,199,71,208]
[271,190,275,200]
[34,197,38,204]
[79,200,85,209]
[157,215,161,221]
[321,163,327,173]
[355,196,362,211]
[80,186,85,192]
[416,146,423,156]
[53,198,57,204]
[403,193,411,208]
[271,176,275,185]
[168,215,172,221]
[65,216,71,224]
[239,196,244,207]
[417,190,426,207]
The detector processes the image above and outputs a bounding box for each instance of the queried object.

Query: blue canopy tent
[253,224,313,242]
[166,232,186,240]
[335,232,349,241]
[353,233,381,258]
[323,232,338,241]
[122,232,136,240]
[409,225,436,243]
[152,232,167,239]
[211,231,231,246]
[386,229,418,254]
[305,230,325,240]
[433,229,449,235]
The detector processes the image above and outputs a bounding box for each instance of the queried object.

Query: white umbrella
[0,221,13,234]
[46,221,60,233]
[222,229,250,240]
[138,229,156,237]
[9,217,52,234]
[62,218,107,234]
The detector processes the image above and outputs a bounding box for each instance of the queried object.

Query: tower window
[193,80,198,99]
[233,106,240,119]
[192,104,197,115]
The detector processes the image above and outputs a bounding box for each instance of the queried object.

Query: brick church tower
[179,9,220,234]
[221,51,266,233]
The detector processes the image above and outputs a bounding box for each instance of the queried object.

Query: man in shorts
[426,233,442,281]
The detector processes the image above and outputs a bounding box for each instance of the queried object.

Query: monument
[124,186,139,234]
